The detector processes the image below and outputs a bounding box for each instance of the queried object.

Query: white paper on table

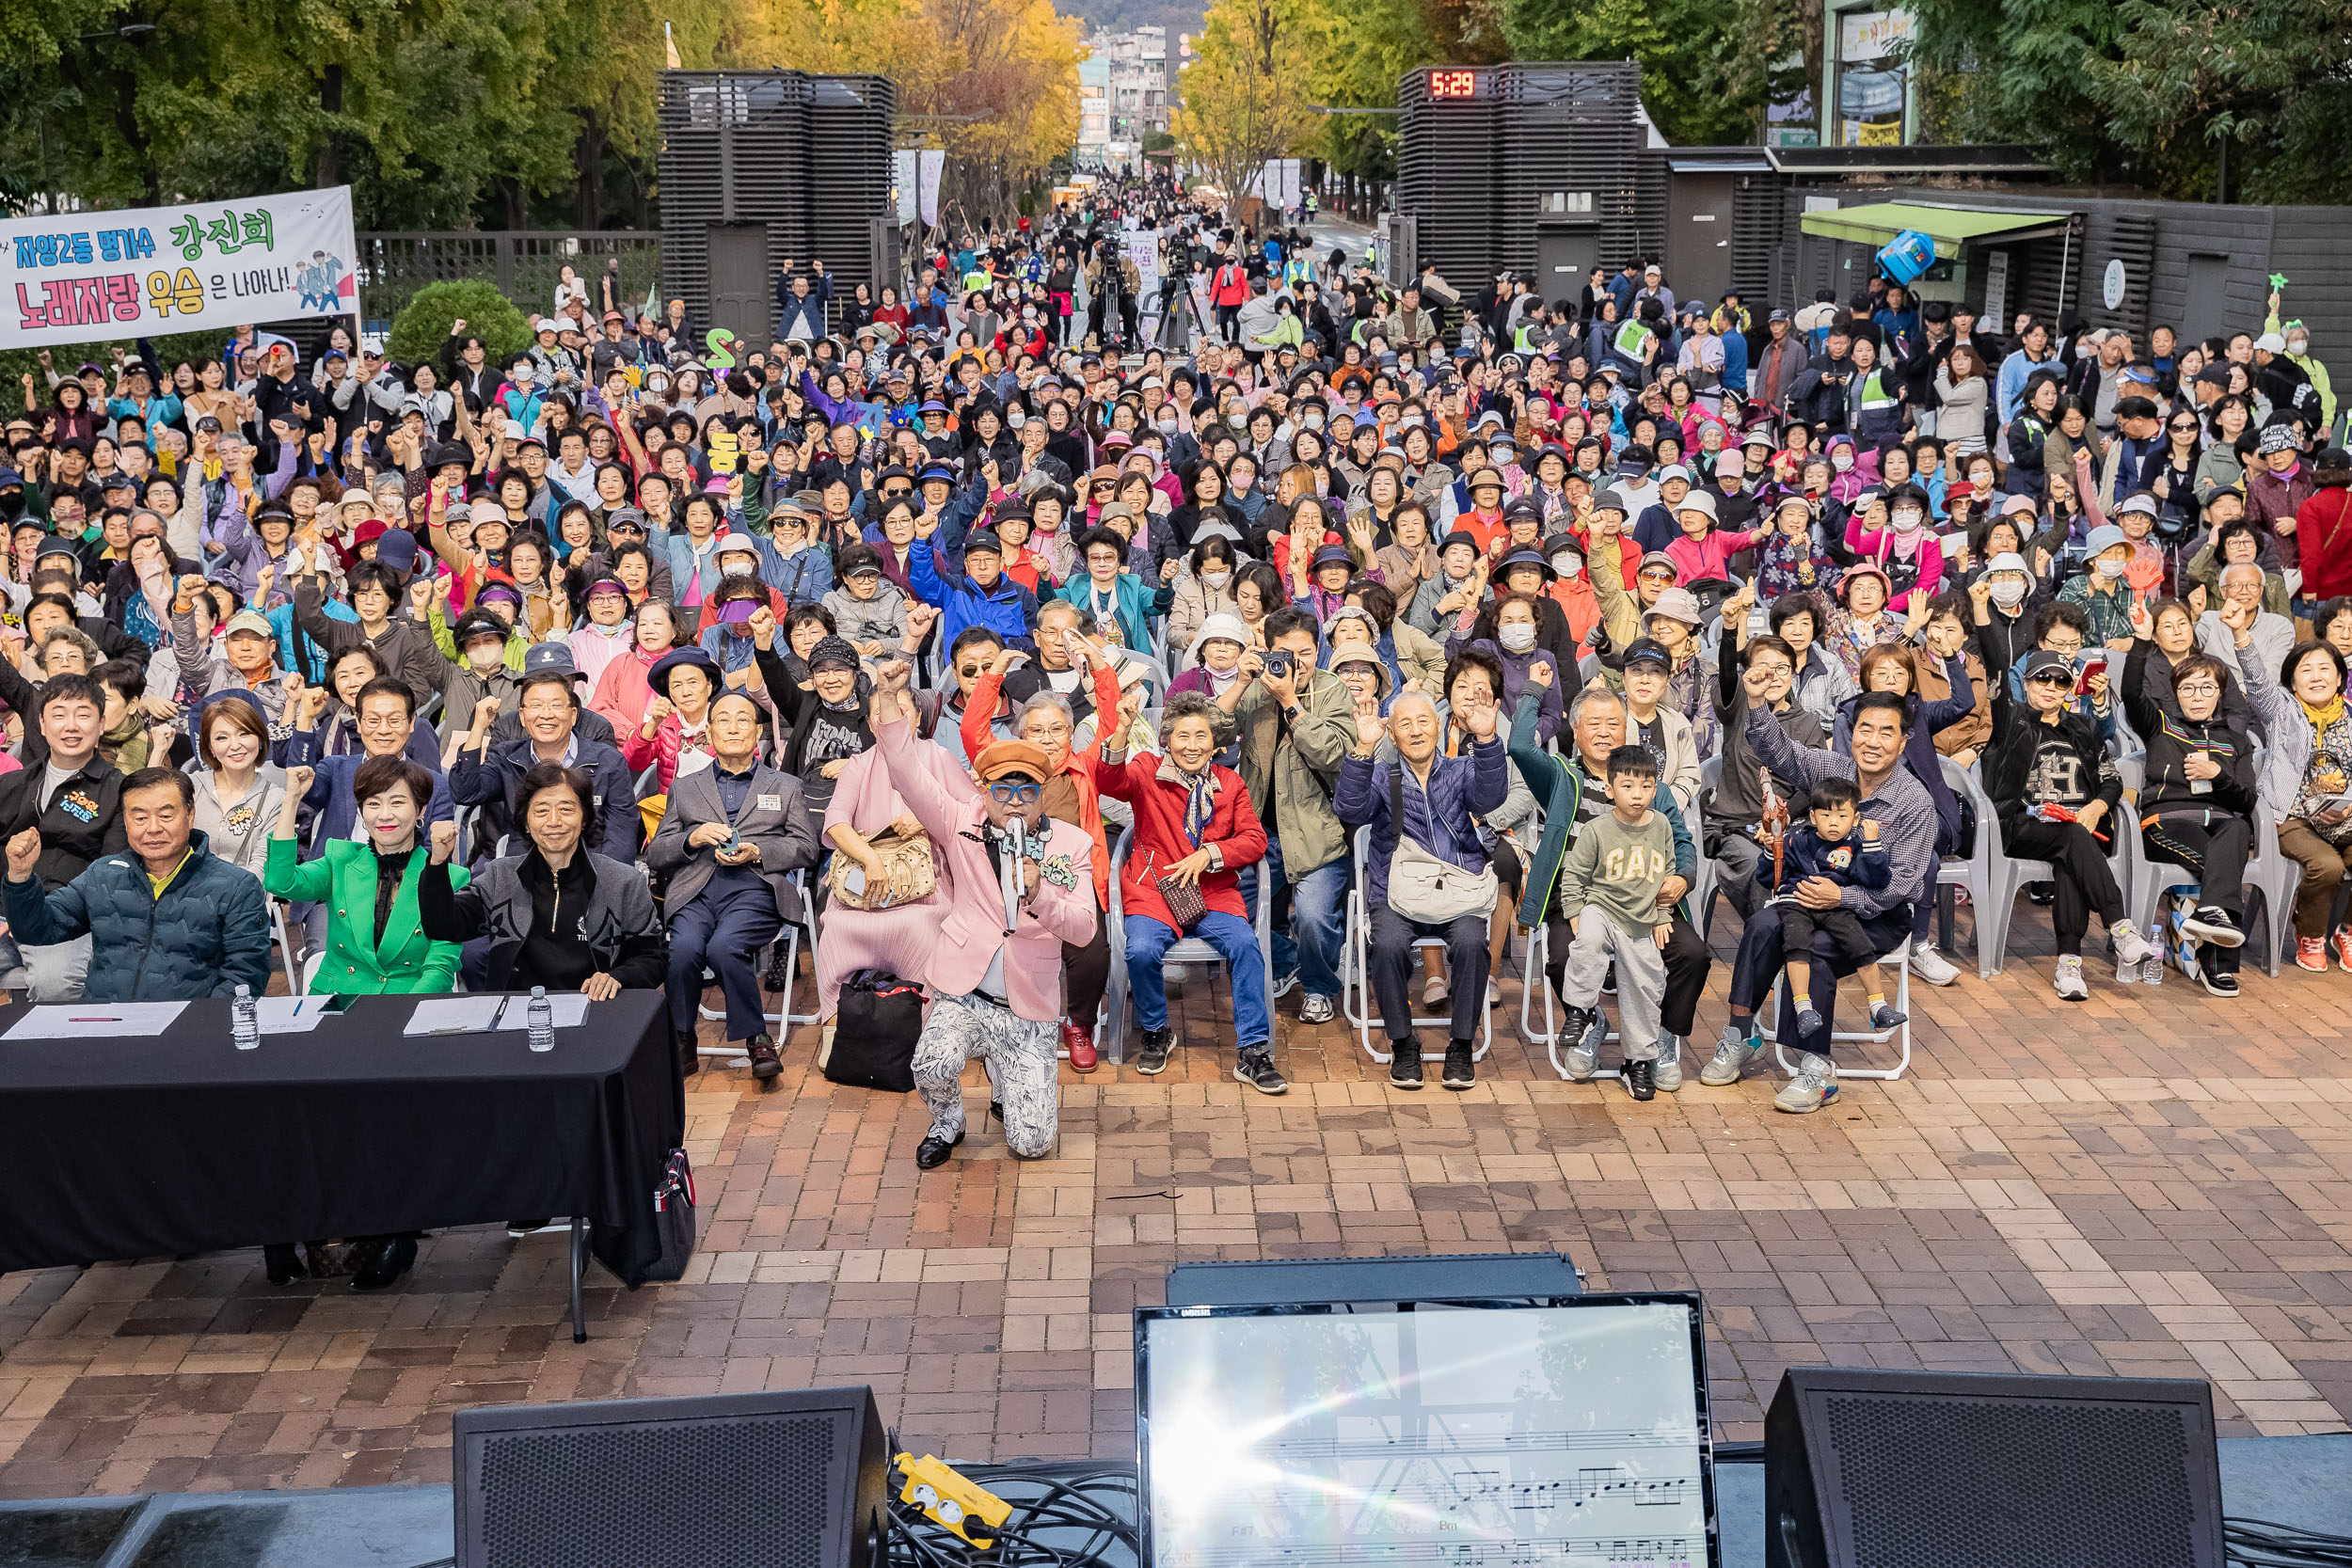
[541,994,593,1028]
[402,996,511,1036]
[6,1002,190,1039]
[253,996,330,1035]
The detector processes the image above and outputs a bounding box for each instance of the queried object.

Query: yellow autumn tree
[760,0,1080,222]
[1172,0,1323,212]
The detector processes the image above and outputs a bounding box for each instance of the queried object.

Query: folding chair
[271,902,305,997]
[1692,754,1724,942]
[695,867,818,1049]
[1097,825,1273,1068]
[1767,934,1915,1082]
[1340,825,1495,1065]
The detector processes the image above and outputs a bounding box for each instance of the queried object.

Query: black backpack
[823,970,925,1093]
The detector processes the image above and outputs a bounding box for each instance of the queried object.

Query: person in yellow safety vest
[1847,336,1906,448]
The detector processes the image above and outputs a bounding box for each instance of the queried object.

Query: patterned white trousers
[911,992,1060,1158]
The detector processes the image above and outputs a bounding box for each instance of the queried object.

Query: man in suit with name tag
[646,689,818,1079]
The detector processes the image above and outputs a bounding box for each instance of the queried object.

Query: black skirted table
[0,990,683,1341]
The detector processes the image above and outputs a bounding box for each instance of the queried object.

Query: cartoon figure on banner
[295,249,352,313]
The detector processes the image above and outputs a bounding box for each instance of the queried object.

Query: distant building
[1078,24,1168,170]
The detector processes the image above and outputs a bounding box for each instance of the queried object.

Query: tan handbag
[824,831,938,910]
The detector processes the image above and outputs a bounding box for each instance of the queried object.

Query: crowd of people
[2,168,2346,1259]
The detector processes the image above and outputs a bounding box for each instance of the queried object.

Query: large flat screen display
[1136,1295,1715,1568]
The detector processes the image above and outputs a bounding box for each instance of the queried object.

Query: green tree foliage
[0,0,759,230]
[1501,0,1761,146]
[1911,0,2352,201]
[385,280,531,366]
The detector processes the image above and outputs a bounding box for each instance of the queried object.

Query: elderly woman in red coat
[1093,691,1278,1088]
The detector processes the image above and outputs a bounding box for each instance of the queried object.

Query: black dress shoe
[676,1029,700,1076]
[263,1243,306,1286]
[746,1033,781,1081]
[351,1236,418,1291]
[914,1131,964,1169]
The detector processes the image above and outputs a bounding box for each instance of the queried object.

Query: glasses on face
[988,780,1042,804]
[2027,674,2072,689]
[2176,680,2219,696]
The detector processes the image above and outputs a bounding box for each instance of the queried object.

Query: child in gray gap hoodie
[820,543,910,659]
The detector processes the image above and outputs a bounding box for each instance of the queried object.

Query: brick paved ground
[2,906,2349,1499]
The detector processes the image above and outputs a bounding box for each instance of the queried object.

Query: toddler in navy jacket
[1738,775,1906,1040]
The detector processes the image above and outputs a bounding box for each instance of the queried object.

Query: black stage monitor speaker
[453,1386,888,1568]
[1765,1368,2225,1568]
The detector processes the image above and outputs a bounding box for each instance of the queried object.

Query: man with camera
[1233,608,1357,1024]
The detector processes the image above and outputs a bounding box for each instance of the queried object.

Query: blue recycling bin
[1876,230,1935,286]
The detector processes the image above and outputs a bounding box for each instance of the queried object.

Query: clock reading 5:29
[1428,69,1479,98]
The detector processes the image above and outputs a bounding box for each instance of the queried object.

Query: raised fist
[429,819,459,864]
[5,827,40,882]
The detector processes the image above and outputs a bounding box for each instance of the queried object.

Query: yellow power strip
[895,1451,1014,1549]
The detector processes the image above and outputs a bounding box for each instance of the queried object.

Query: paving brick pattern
[2,911,2349,1499]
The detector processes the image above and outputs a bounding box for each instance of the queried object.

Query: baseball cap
[2023,649,2074,683]
[1622,637,1671,670]
[522,640,580,674]
[223,610,275,640]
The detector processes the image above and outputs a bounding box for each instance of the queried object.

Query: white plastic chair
[1934,754,1994,967]
[1340,823,1495,1065]
[1099,824,1274,1068]
[2119,752,2294,977]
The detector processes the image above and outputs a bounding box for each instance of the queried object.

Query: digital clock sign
[1427,68,1482,99]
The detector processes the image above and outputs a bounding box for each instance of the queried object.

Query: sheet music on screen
[1137,1297,1713,1568]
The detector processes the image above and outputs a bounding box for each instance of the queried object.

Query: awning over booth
[1799,201,2072,260]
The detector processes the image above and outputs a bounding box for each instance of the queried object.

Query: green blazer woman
[264,838,470,995]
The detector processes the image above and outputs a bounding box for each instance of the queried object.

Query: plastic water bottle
[526,986,554,1053]
[231,984,259,1050]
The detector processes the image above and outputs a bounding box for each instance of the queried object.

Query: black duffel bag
[823,970,925,1093]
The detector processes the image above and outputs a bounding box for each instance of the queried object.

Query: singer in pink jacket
[871,670,1097,1167]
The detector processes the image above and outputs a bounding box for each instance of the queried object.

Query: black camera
[1263,649,1294,678]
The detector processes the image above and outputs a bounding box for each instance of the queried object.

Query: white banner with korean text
[3,186,358,350]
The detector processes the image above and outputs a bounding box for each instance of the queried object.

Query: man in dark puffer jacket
[2,767,272,1001]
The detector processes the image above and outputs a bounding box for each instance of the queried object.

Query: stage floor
[1,909,2348,1497]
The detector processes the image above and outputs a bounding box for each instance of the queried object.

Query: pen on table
[291,997,306,1018]
[70,1016,124,1023]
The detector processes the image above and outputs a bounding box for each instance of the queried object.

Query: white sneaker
[1909,943,1961,986]
[1773,1052,1838,1113]
[1652,1036,1683,1092]
[2054,954,2090,1000]
[1699,1023,1762,1086]
[1561,1040,1598,1080]
[2110,919,2152,968]
[1299,992,1335,1024]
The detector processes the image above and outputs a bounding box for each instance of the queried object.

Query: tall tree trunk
[575,112,607,231]
[315,64,343,188]
[112,68,160,204]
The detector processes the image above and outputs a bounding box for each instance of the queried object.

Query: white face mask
[722,556,755,578]
[1499,623,1536,653]
[1890,506,1926,533]
[511,367,533,386]
[2290,338,2311,357]
[1200,569,1230,591]
[1155,416,1177,433]
[1550,554,1582,578]
[1304,414,1324,430]
[1832,453,1855,471]
[2096,556,2124,580]
[1989,578,2026,609]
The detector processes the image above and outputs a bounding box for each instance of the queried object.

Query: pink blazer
[873,708,1097,1022]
